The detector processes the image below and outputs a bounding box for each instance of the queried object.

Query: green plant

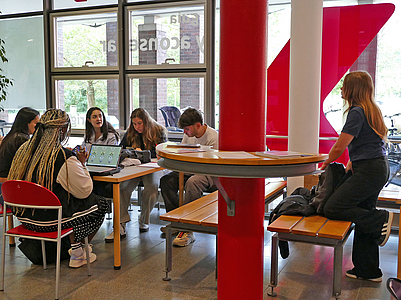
[0,38,13,111]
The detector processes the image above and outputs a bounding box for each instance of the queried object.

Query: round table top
[156,143,327,178]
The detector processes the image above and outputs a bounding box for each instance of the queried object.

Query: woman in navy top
[322,71,391,282]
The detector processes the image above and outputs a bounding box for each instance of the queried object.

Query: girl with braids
[105,108,166,241]
[8,108,108,268]
[322,71,391,282]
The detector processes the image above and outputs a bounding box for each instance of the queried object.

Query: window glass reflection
[129,5,205,66]
[55,79,119,129]
[54,12,118,68]
[130,77,204,127]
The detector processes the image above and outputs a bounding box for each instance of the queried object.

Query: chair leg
[7,216,15,246]
[84,237,91,276]
[41,240,47,270]
[0,215,7,291]
[55,238,61,300]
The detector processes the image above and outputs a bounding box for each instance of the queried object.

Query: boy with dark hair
[160,108,218,247]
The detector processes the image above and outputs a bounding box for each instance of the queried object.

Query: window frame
[49,7,119,73]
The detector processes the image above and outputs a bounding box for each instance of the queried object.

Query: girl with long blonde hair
[105,108,166,241]
[322,71,391,282]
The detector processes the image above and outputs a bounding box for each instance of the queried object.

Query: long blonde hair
[8,109,71,191]
[126,108,166,149]
[343,71,388,140]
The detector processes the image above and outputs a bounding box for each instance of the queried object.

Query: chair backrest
[159,106,181,128]
[2,180,61,207]
[387,278,401,300]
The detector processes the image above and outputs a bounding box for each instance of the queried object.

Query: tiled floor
[0,203,398,300]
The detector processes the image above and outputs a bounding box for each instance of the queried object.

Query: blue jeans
[324,156,389,278]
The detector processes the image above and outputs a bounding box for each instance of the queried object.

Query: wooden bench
[159,180,287,281]
[267,215,354,299]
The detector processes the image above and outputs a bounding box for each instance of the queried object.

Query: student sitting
[105,108,167,241]
[160,108,218,247]
[7,108,108,268]
[0,107,39,206]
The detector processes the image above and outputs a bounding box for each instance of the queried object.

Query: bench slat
[267,215,303,233]
[160,191,218,222]
[291,215,327,236]
[180,202,218,225]
[200,212,218,227]
[318,220,352,240]
[265,181,287,201]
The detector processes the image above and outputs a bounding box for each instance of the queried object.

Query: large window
[128,3,205,68]
[52,10,118,70]
[130,75,205,127]
[0,16,46,124]
[54,77,119,129]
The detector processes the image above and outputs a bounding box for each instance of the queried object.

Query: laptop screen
[87,145,122,167]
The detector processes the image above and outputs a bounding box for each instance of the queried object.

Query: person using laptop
[104,108,167,241]
[7,108,109,268]
[81,107,120,153]
[78,107,120,206]
[160,108,218,247]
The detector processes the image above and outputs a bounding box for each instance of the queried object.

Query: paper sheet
[215,151,259,159]
[137,162,161,168]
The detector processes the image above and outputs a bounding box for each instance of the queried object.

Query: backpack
[310,162,347,215]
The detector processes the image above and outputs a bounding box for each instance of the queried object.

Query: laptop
[86,144,122,175]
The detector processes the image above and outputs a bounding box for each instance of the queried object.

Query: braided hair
[8,109,71,191]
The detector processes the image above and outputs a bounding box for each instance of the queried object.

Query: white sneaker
[173,232,196,247]
[68,244,93,256]
[139,221,149,232]
[69,247,97,268]
[105,223,127,243]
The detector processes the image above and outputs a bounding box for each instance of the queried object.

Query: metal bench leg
[267,233,278,297]
[332,244,343,299]
[163,226,173,281]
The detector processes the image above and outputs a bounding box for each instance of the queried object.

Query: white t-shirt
[181,125,219,150]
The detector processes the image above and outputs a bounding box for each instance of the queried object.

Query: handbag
[119,149,151,164]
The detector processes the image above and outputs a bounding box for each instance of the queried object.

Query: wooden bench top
[267,215,352,240]
[379,185,401,202]
[160,180,287,227]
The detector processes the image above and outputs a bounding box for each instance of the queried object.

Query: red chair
[0,180,91,300]
[0,178,15,246]
[0,205,14,246]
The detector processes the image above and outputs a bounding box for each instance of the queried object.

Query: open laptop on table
[86,144,122,175]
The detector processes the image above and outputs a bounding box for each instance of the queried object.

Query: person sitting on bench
[160,108,218,247]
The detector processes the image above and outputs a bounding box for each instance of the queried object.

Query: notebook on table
[86,144,122,175]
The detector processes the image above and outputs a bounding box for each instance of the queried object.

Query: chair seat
[0,207,12,215]
[7,225,73,239]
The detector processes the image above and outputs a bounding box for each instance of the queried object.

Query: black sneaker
[378,211,394,247]
[345,270,382,282]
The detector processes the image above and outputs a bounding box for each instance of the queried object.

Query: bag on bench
[310,162,350,215]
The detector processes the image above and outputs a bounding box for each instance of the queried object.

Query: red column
[219,0,267,299]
